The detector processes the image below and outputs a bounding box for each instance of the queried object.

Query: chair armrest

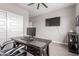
[10,45,25,56]
[2,40,14,46]
[1,40,15,50]
[5,48,16,55]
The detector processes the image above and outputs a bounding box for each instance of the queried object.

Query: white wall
[30,5,76,43]
[75,4,79,34]
[76,4,79,16]
[0,3,29,35]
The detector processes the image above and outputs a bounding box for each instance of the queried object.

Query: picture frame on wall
[76,15,79,26]
[45,17,60,26]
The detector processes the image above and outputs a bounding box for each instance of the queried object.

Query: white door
[0,11,6,45]
[7,12,23,41]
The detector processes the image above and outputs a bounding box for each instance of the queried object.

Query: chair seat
[0,40,27,56]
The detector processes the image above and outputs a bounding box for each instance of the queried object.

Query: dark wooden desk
[11,36,51,56]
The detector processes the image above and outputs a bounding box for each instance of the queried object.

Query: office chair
[0,39,27,56]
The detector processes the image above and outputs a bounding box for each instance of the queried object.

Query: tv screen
[46,17,60,26]
[27,27,36,36]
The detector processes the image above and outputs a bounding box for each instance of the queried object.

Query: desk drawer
[27,44,40,56]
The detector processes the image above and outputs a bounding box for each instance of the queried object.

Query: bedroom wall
[75,4,79,34]
[0,3,29,35]
[76,3,79,16]
[29,5,76,43]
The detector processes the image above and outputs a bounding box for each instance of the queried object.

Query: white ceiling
[18,3,75,17]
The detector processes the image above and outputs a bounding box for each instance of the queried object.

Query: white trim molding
[52,40,68,45]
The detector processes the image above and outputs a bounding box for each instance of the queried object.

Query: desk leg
[40,48,43,56]
[47,45,49,56]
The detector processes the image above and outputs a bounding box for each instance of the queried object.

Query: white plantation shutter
[17,15,23,36]
[0,11,23,44]
[0,11,6,45]
[7,12,23,41]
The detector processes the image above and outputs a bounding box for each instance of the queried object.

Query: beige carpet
[49,42,78,56]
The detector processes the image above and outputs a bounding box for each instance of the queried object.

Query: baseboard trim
[52,40,68,45]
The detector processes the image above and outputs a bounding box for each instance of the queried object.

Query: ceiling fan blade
[42,3,48,8]
[37,3,40,9]
[28,3,35,6]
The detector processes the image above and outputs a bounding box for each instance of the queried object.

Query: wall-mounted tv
[46,17,60,26]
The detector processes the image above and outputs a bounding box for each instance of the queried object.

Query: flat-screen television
[27,27,36,36]
[46,17,60,26]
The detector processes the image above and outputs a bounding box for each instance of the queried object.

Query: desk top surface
[11,36,51,48]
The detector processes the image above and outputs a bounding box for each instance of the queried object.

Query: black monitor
[27,27,36,37]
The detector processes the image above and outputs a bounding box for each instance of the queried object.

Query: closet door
[7,12,23,41]
[0,11,6,45]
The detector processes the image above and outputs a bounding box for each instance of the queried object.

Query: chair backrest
[1,39,16,51]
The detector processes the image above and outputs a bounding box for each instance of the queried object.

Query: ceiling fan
[28,3,48,9]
